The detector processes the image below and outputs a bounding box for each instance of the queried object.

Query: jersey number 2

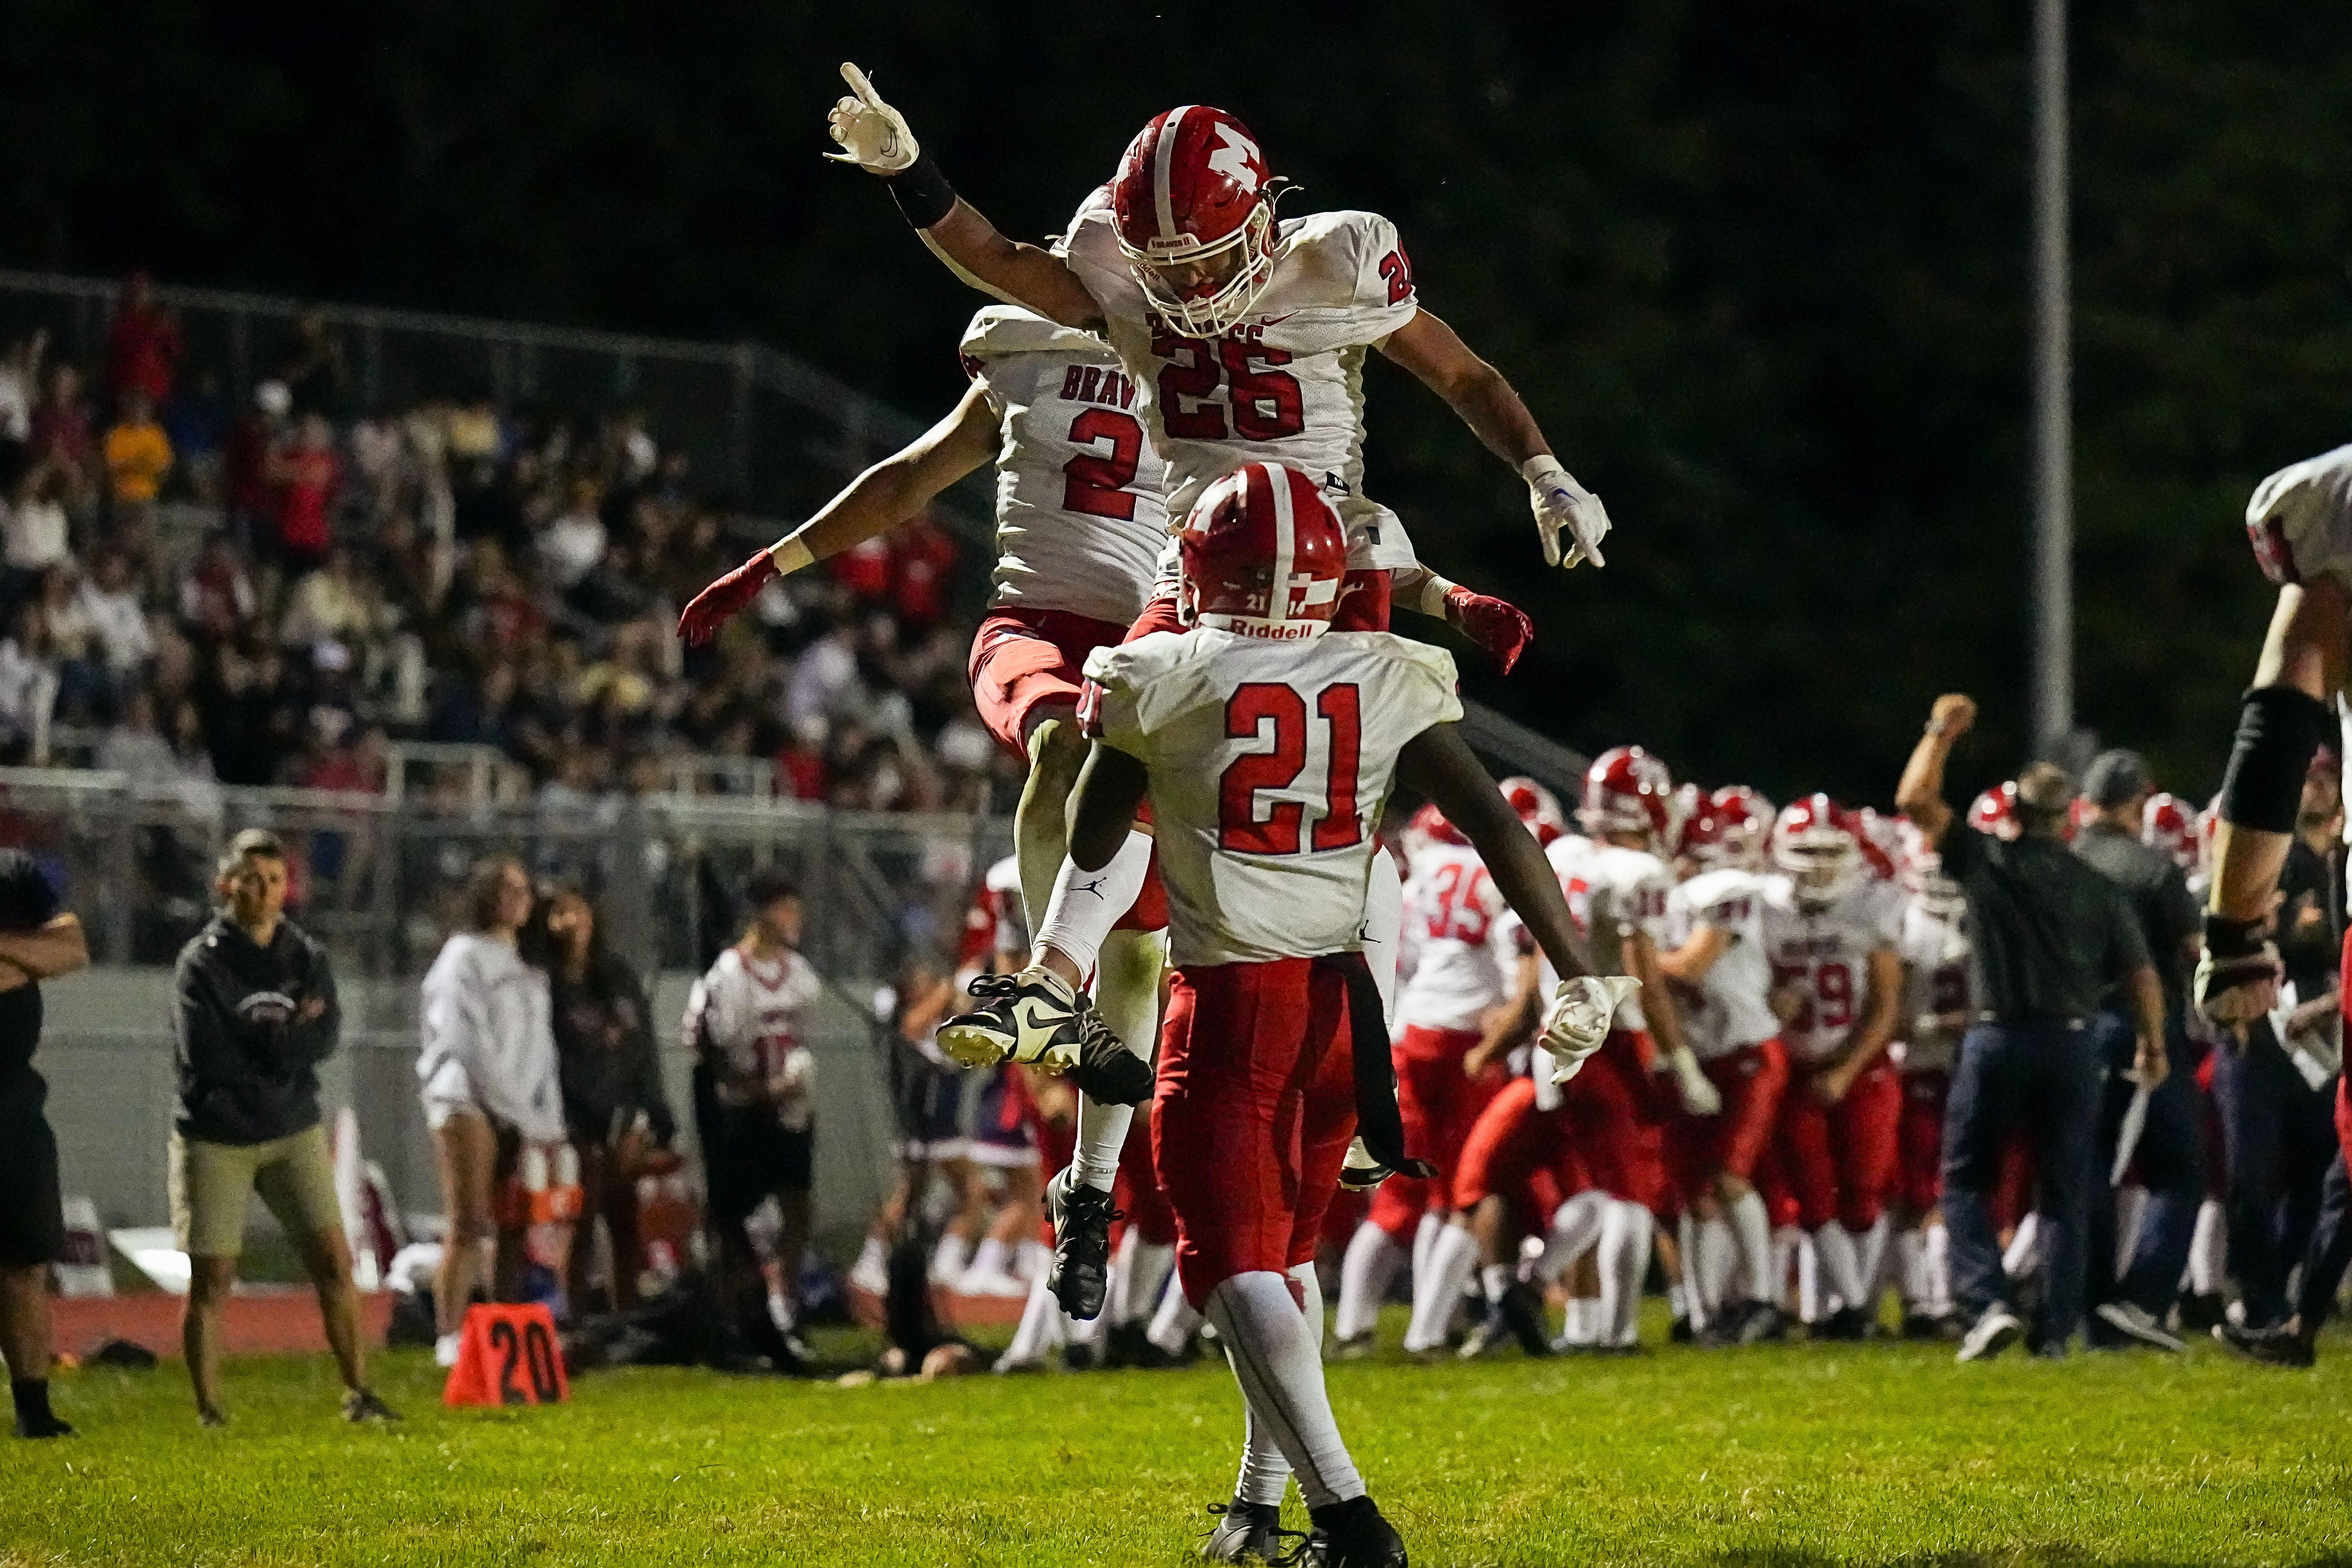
[1220,682,1362,855]
[1062,407,1144,520]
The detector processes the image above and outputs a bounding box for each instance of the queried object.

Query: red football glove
[677,549,779,645]
[1445,584,1534,674]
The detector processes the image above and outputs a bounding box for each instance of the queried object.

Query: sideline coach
[1896,694,2166,1362]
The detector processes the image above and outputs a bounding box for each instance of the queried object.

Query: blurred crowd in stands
[0,272,1012,814]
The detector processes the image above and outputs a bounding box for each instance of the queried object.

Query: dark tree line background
[6,0,2349,807]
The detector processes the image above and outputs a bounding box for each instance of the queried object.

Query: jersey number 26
[1221,681,1363,855]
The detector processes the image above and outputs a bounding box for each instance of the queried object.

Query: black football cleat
[1812,1305,1871,1342]
[1496,1280,1555,1358]
[1046,1165,1121,1321]
[938,969,1154,1105]
[2215,1320,2317,1369]
[1200,1498,1307,1563]
[15,1412,74,1439]
[1307,1494,1408,1568]
[341,1388,401,1424]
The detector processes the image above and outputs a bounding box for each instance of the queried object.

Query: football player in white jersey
[1892,845,1972,1338]
[1758,796,1908,1339]
[1659,785,1791,1345]
[1329,786,1553,1357]
[1053,461,1630,1568]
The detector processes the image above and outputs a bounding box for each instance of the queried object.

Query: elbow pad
[2217,685,2334,835]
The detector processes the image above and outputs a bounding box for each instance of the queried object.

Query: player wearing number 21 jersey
[1057,461,1630,1568]
[1759,796,1907,1339]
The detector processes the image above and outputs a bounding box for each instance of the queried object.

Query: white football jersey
[960,307,1169,626]
[682,946,826,1127]
[1395,839,1516,1032]
[1532,835,1673,1031]
[1897,900,1976,1074]
[1670,867,1780,1060]
[1083,628,1461,967]
[1063,194,1421,572]
[1759,875,1905,1063]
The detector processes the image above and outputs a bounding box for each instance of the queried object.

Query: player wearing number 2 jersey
[1759,796,1907,1339]
[1051,461,1630,1568]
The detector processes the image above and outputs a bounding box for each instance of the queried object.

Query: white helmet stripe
[1153,107,1191,244]
[1267,465,1294,626]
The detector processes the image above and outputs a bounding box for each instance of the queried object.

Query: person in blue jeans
[1895,695,2167,1362]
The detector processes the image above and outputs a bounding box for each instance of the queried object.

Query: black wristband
[2202,910,2268,960]
[885,154,957,230]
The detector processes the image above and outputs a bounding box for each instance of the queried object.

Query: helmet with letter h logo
[1772,793,1864,909]
[1579,746,1676,848]
[1177,462,1345,641]
[1111,106,1281,338]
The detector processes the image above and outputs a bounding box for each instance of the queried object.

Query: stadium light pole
[2029,0,2073,753]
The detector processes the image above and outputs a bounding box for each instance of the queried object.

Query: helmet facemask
[1122,201,1277,340]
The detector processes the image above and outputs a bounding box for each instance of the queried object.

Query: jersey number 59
[1220,682,1363,855]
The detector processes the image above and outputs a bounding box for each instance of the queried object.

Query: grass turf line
[3,1310,2349,1566]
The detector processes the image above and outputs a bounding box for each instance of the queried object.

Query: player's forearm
[922,202,1100,328]
[1441,362,1550,472]
[2128,966,2167,1051]
[1838,957,1905,1073]
[0,915,87,980]
[1659,927,1728,987]
[1626,936,1690,1058]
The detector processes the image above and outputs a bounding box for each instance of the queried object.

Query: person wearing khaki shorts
[170,830,396,1426]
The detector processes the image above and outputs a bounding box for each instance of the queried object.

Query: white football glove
[824,62,920,174]
[1666,1046,1722,1117]
[1523,455,1611,570]
[1538,975,1642,1083]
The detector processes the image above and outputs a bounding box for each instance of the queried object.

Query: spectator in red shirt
[775,714,830,802]
[106,271,182,411]
[829,533,891,601]
[225,382,290,539]
[28,363,93,503]
[267,413,340,571]
[887,513,957,629]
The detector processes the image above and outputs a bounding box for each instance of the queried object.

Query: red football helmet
[2141,791,2199,873]
[1499,775,1567,846]
[1968,782,2020,841]
[1177,462,1346,640]
[1772,794,1864,907]
[1580,746,1676,844]
[1409,800,1468,848]
[1683,785,1773,872]
[1111,106,1279,338]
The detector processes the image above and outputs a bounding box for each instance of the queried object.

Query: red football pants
[1153,958,1359,1307]
[1669,1039,1789,1205]
[1367,1023,1505,1241]
[1769,1059,1900,1232]
[1114,1100,1178,1248]
[1895,1068,1950,1216]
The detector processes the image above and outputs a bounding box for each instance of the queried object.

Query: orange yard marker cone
[442,1302,571,1407]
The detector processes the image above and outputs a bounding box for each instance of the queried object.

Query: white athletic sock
[1480,1262,1514,1304]
[1601,1201,1653,1345]
[1533,1192,1609,1283]
[1675,1215,1708,1330]
[1729,1194,1773,1305]
[1410,1211,1442,1291]
[1208,1271,1365,1510]
[929,1232,971,1286]
[1365,848,1404,1017]
[2188,1199,2226,1295]
[1147,1270,1202,1355]
[1813,1225,1865,1312]
[1035,831,1153,985]
[1335,1222,1405,1343]
[2114,1185,2149,1278]
[1405,1222,1480,1352]
[1104,1227,1138,1327]
[1126,1240,1177,1328]
[1069,929,1165,1193]
[2004,1213,2042,1281]
[1895,1227,1926,1313]
[1856,1216,1891,1314]
[1699,1218,1740,1312]
[1794,1231,1821,1322]
[1001,1268,1064,1368]
[968,1236,1009,1281]
[1923,1220,1951,1317]
[1564,1296,1600,1347]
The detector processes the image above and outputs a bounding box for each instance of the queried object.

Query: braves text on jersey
[1897,899,1976,1074]
[1395,839,1516,1031]
[1670,866,1781,1060]
[959,306,1170,626]
[1062,195,1422,574]
[1082,627,1461,967]
[1758,874,1905,1063]
[683,946,826,1127]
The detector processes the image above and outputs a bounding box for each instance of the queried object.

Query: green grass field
[5,1310,2351,1566]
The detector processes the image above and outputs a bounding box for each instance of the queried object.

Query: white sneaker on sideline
[1956,1306,2023,1364]
[2095,1300,2185,1352]
[434,1333,463,1368]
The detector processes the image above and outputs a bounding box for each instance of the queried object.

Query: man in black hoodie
[170,829,394,1425]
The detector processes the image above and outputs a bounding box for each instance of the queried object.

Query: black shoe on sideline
[1307,1494,1409,1568]
[1047,1167,1121,1321]
[1496,1280,1554,1358]
[2216,1320,2317,1369]
[1200,1497,1307,1563]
